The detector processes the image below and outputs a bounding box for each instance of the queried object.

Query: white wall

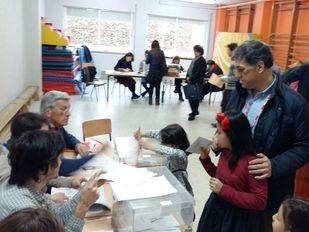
[43,0,216,73]
[0,0,41,111]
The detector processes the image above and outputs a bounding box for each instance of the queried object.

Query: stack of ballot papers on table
[51,186,111,217]
[114,137,140,165]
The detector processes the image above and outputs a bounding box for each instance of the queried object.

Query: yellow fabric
[212,32,261,74]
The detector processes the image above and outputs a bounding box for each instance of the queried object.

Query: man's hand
[71,176,87,189]
[209,177,223,194]
[248,153,272,180]
[75,143,90,156]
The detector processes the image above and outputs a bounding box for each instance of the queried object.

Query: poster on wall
[212,32,260,74]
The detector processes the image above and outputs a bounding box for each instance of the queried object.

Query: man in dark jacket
[226,40,309,232]
[281,62,309,104]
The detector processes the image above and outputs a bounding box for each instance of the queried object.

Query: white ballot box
[111,166,195,232]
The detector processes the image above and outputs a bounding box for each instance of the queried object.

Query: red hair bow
[216,113,230,131]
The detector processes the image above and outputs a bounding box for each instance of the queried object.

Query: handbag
[183,84,203,100]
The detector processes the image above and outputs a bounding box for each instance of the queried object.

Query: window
[66,7,133,53]
[146,16,206,58]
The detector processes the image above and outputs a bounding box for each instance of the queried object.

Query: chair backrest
[82,119,112,141]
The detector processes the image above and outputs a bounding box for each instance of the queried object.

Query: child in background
[272,198,309,232]
[134,124,193,196]
[172,56,185,101]
[197,111,268,232]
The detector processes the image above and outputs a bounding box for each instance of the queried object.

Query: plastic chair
[82,118,112,141]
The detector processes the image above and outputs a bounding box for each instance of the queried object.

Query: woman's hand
[200,147,210,160]
[209,177,223,194]
[139,138,156,151]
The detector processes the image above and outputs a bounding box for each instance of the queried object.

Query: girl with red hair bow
[197,110,268,232]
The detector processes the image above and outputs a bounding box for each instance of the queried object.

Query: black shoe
[174,89,178,93]
[179,96,184,101]
[141,91,147,97]
[131,94,140,100]
[188,115,195,121]
[149,99,153,105]
[155,100,160,105]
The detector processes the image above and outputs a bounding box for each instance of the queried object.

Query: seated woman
[114,52,140,99]
[0,208,64,232]
[202,60,224,97]
[0,130,101,232]
[172,56,185,101]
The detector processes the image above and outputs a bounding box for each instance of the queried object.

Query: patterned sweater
[0,180,84,232]
[144,131,193,196]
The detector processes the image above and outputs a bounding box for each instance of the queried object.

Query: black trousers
[189,99,200,115]
[174,79,183,97]
[149,81,161,100]
[141,78,150,94]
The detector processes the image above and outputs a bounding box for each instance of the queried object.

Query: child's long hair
[217,110,256,169]
[281,198,309,232]
[160,124,190,152]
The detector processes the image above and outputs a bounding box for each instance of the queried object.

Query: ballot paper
[110,175,177,201]
[186,137,213,154]
[51,186,111,217]
[135,215,180,232]
[114,137,139,159]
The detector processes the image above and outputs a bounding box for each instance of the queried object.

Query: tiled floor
[32,84,222,230]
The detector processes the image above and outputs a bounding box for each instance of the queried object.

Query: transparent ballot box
[111,166,195,232]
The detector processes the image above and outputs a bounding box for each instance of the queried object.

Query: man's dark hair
[232,40,274,68]
[227,42,238,52]
[0,208,64,232]
[193,45,204,56]
[8,130,65,186]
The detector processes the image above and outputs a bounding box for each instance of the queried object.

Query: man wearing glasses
[40,91,89,155]
[226,40,309,232]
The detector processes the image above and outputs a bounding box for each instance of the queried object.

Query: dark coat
[187,56,207,85]
[226,77,309,210]
[281,63,309,103]
[114,57,133,71]
[146,49,167,84]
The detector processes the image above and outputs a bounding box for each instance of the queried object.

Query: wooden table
[105,70,186,102]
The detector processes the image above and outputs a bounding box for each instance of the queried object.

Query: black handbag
[183,84,203,100]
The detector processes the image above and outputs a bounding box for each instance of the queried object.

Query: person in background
[134,124,193,196]
[172,56,185,101]
[139,50,150,97]
[146,40,167,105]
[0,208,64,232]
[0,131,101,232]
[282,62,309,104]
[187,45,207,121]
[198,111,267,232]
[114,52,140,99]
[272,198,309,232]
[226,40,309,231]
[0,112,87,203]
[202,59,224,97]
[220,43,238,113]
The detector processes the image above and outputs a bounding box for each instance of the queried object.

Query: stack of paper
[114,137,140,165]
[110,175,177,201]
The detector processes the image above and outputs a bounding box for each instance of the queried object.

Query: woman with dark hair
[272,198,309,232]
[186,45,207,121]
[0,130,101,232]
[134,124,193,195]
[197,111,268,232]
[114,52,140,99]
[146,40,167,105]
[0,208,64,232]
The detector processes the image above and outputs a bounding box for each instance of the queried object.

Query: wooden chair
[82,119,112,141]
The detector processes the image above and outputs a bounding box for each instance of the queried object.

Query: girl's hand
[211,136,220,151]
[139,138,155,151]
[134,128,142,141]
[209,177,223,194]
[200,147,210,160]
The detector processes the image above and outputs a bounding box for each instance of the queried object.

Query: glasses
[55,106,71,114]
